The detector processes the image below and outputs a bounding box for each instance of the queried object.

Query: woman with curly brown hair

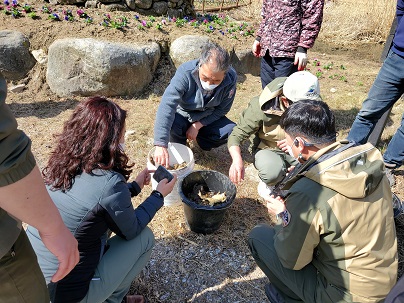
[27,96,176,303]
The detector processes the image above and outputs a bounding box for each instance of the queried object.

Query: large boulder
[230,49,260,76]
[46,38,160,97]
[0,30,36,80]
[169,35,211,68]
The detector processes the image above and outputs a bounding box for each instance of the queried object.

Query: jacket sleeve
[101,175,164,240]
[397,0,404,25]
[227,97,262,148]
[0,84,36,187]
[153,65,189,147]
[199,69,237,126]
[299,0,325,49]
[256,0,269,38]
[273,187,322,270]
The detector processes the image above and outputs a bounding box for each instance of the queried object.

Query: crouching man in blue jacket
[153,42,237,167]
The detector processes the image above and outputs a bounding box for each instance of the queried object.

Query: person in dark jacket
[252,0,325,88]
[153,42,237,168]
[0,73,79,303]
[347,0,404,181]
[27,97,176,303]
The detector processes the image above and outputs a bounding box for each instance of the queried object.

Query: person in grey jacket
[27,97,176,303]
[0,73,79,302]
[153,42,237,168]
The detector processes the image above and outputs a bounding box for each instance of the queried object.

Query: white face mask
[119,143,125,151]
[200,79,219,91]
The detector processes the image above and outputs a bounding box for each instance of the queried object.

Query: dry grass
[319,0,396,45]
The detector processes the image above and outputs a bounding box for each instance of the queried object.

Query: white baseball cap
[283,71,321,102]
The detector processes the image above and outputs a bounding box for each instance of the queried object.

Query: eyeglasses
[293,137,317,147]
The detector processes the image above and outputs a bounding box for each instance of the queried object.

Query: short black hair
[279,99,336,145]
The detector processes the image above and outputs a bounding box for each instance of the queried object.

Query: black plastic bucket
[178,170,237,234]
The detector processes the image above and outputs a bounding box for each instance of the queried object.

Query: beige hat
[283,71,321,102]
[258,77,288,109]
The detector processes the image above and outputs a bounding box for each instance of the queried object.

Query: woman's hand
[134,168,152,189]
[156,174,177,197]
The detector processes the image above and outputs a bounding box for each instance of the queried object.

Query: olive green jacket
[276,141,397,302]
[227,96,285,153]
[0,80,36,258]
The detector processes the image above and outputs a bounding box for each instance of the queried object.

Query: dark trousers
[0,230,49,303]
[248,224,353,303]
[170,113,236,151]
[261,50,298,89]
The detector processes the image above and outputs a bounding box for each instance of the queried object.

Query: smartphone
[153,165,174,183]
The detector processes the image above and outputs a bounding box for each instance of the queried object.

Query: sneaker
[385,168,396,187]
[393,193,403,218]
[264,283,285,303]
[384,162,396,187]
[257,180,273,199]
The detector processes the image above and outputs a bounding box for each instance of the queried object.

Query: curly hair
[43,96,133,191]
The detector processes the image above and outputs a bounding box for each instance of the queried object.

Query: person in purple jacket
[252,0,325,88]
[347,0,404,184]
[27,97,176,303]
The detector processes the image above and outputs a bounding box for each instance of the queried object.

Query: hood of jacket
[285,141,386,199]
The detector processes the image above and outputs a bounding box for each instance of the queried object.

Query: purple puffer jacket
[257,0,325,58]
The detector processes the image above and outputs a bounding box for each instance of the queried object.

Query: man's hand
[186,122,203,141]
[252,40,261,57]
[228,145,244,184]
[229,160,245,184]
[0,165,80,282]
[265,195,286,215]
[276,139,288,153]
[294,51,307,71]
[134,168,152,189]
[154,146,169,168]
[40,223,79,282]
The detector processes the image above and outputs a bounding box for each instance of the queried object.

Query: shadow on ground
[130,197,271,302]
[8,99,79,119]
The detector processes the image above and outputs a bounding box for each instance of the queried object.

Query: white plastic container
[147,142,195,206]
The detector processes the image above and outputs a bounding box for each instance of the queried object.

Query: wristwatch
[276,209,291,227]
[151,190,164,199]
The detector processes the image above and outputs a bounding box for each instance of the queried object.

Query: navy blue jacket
[27,169,163,303]
[153,59,237,147]
[392,0,404,57]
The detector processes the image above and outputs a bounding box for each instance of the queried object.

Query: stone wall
[49,0,195,17]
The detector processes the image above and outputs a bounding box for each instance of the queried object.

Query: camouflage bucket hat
[258,77,288,109]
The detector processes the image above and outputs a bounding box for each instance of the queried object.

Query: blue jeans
[170,113,236,151]
[347,50,404,168]
[260,50,297,89]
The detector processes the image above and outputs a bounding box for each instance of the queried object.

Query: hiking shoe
[257,180,273,199]
[393,193,403,218]
[264,283,285,303]
[385,168,396,187]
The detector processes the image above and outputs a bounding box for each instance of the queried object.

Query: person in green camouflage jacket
[227,71,321,197]
[248,100,397,303]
